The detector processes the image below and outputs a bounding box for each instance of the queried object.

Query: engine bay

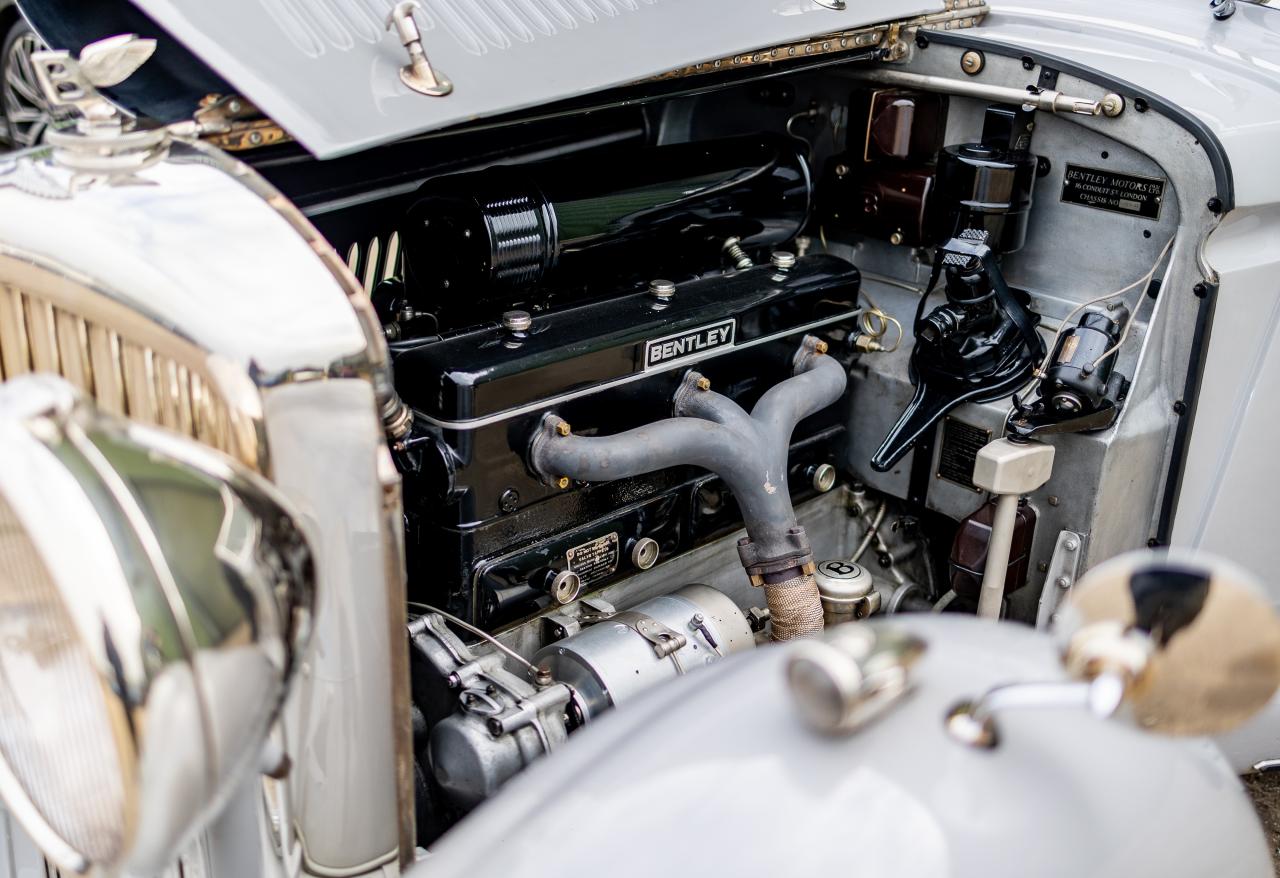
[243,34,1216,844]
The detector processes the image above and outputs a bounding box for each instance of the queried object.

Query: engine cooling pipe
[529,336,847,640]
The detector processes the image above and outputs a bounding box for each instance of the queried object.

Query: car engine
[236,36,1208,844]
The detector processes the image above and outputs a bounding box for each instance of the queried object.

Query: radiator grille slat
[86,325,125,416]
[0,285,257,470]
[54,311,93,396]
[0,285,29,380]
[23,296,58,375]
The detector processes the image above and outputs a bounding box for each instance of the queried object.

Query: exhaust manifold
[528,336,847,640]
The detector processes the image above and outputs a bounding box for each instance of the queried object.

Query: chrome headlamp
[0,375,314,875]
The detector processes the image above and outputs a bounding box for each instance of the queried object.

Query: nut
[815,340,829,355]
[960,50,984,75]
[502,310,533,332]
[696,377,712,391]
[770,250,797,270]
[810,463,838,493]
[555,421,572,437]
[889,231,904,246]
[556,476,571,489]
[648,278,676,300]
[630,537,660,570]
[548,570,583,605]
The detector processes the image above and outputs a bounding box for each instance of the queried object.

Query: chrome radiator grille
[0,282,262,472]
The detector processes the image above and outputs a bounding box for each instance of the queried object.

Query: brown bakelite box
[949,499,1038,600]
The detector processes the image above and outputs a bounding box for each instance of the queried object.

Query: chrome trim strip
[414,308,862,431]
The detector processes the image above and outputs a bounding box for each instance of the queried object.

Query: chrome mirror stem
[945,673,1127,749]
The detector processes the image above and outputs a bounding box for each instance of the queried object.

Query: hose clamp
[738,526,817,587]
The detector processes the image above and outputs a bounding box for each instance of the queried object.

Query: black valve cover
[391,255,860,625]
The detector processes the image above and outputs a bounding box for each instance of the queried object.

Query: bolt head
[499,488,520,514]
[556,476,570,490]
[502,309,533,332]
[648,278,676,300]
[1100,93,1125,117]
[888,231,904,246]
[1064,538,1079,551]
[555,421,571,437]
[695,376,712,392]
[960,50,984,75]
[770,250,797,270]
[815,340,829,355]
[835,164,850,178]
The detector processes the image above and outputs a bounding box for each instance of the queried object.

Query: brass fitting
[556,476,571,490]
[555,421,572,437]
[695,377,712,392]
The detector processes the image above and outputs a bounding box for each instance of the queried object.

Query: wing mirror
[1056,548,1280,735]
[0,375,314,875]
[947,548,1280,747]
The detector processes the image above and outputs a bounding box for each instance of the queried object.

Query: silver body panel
[0,143,407,874]
[423,615,1273,878]
[126,0,945,158]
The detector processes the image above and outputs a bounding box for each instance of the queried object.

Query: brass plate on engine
[566,532,620,586]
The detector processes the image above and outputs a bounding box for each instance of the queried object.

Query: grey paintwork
[125,0,944,158]
[422,615,1273,878]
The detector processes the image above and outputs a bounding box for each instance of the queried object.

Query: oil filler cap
[814,560,878,623]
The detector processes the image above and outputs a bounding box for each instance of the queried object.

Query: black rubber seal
[1155,280,1219,544]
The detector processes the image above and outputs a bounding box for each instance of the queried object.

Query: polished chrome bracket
[386,1,453,97]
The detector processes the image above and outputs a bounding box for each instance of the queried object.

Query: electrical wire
[785,107,822,162]
[1015,234,1176,409]
[1087,234,1176,371]
[407,600,541,677]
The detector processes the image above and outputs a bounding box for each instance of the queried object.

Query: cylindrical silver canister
[534,585,754,721]
[814,559,878,626]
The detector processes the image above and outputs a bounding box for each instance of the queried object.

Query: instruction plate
[566,532,620,585]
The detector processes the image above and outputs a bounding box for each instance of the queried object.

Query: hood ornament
[27,35,252,185]
[29,35,170,182]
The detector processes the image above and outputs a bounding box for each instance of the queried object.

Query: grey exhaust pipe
[529,336,847,640]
